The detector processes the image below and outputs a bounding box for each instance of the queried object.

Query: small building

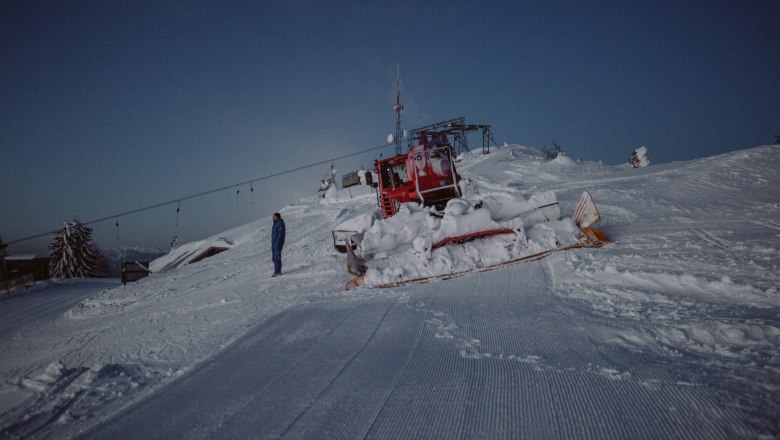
[342,171,361,188]
[3,254,51,282]
[121,261,151,285]
[188,246,229,264]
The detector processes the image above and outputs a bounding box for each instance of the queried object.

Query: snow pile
[550,152,576,166]
[150,236,235,272]
[321,184,339,200]
[333,209,381,235]
[356,191,582,286]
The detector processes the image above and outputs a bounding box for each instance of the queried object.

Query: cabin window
[381,163,410,188]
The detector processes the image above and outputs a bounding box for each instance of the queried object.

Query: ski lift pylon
[176,201,181,233]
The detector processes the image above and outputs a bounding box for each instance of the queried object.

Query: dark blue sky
[2,0,779,254]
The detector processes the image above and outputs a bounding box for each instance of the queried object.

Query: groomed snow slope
[0,145,778,439]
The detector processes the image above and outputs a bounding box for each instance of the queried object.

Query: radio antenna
[393,64,404,154]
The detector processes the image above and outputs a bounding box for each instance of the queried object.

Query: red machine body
[374,132,462,218]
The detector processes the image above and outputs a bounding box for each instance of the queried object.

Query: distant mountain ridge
[100,246,167,277]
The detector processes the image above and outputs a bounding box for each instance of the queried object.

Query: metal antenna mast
[393,64,404,154]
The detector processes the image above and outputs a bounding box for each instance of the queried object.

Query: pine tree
[49,219,98,278]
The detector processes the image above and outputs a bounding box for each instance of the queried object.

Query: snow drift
[351,190,586,286]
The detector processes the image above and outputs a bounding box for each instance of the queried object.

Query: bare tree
[541,140,564,160]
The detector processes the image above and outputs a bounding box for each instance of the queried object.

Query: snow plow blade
[573,191,601,229]
[332,230,363,254]
[573,191,610,244]
[345,226,608,290]
[345,242,366,276]
[345,275,365,290]
[343,191,610,290]
[580,226,610,245]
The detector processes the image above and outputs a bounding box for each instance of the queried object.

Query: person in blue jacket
[271,212,286,276]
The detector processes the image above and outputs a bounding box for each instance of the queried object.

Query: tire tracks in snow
[278,284,449,439]
[221,299,375,438]
[355,284,446,439]
[78,300,365,440]
[403,262,755,439]
[275,298,400,439]
[0,285,80,336]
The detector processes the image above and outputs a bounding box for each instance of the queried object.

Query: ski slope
[1,144,778,439]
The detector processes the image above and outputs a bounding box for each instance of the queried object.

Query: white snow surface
[1,144,779,439]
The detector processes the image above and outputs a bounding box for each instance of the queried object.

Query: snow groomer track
[84,261,754,439]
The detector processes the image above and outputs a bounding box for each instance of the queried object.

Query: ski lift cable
[6,141,394,246]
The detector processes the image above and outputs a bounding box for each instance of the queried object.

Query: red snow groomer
[331,118,610,289]
[332,117,502,255]
[375,131,461,218]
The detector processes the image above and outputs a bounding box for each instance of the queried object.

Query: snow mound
[151,237,234,272]
[549,152,576,166]
[356,191,582,286]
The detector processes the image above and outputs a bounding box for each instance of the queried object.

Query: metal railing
[413,145,462,205]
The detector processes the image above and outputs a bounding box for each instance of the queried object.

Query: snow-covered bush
[49,219,99,278]
[629,146,650,168]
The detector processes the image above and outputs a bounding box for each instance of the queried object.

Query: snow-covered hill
[1,145,778,439]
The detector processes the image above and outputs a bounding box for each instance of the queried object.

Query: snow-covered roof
[4,254,45,261]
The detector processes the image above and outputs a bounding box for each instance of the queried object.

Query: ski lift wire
[6,141,394,246]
